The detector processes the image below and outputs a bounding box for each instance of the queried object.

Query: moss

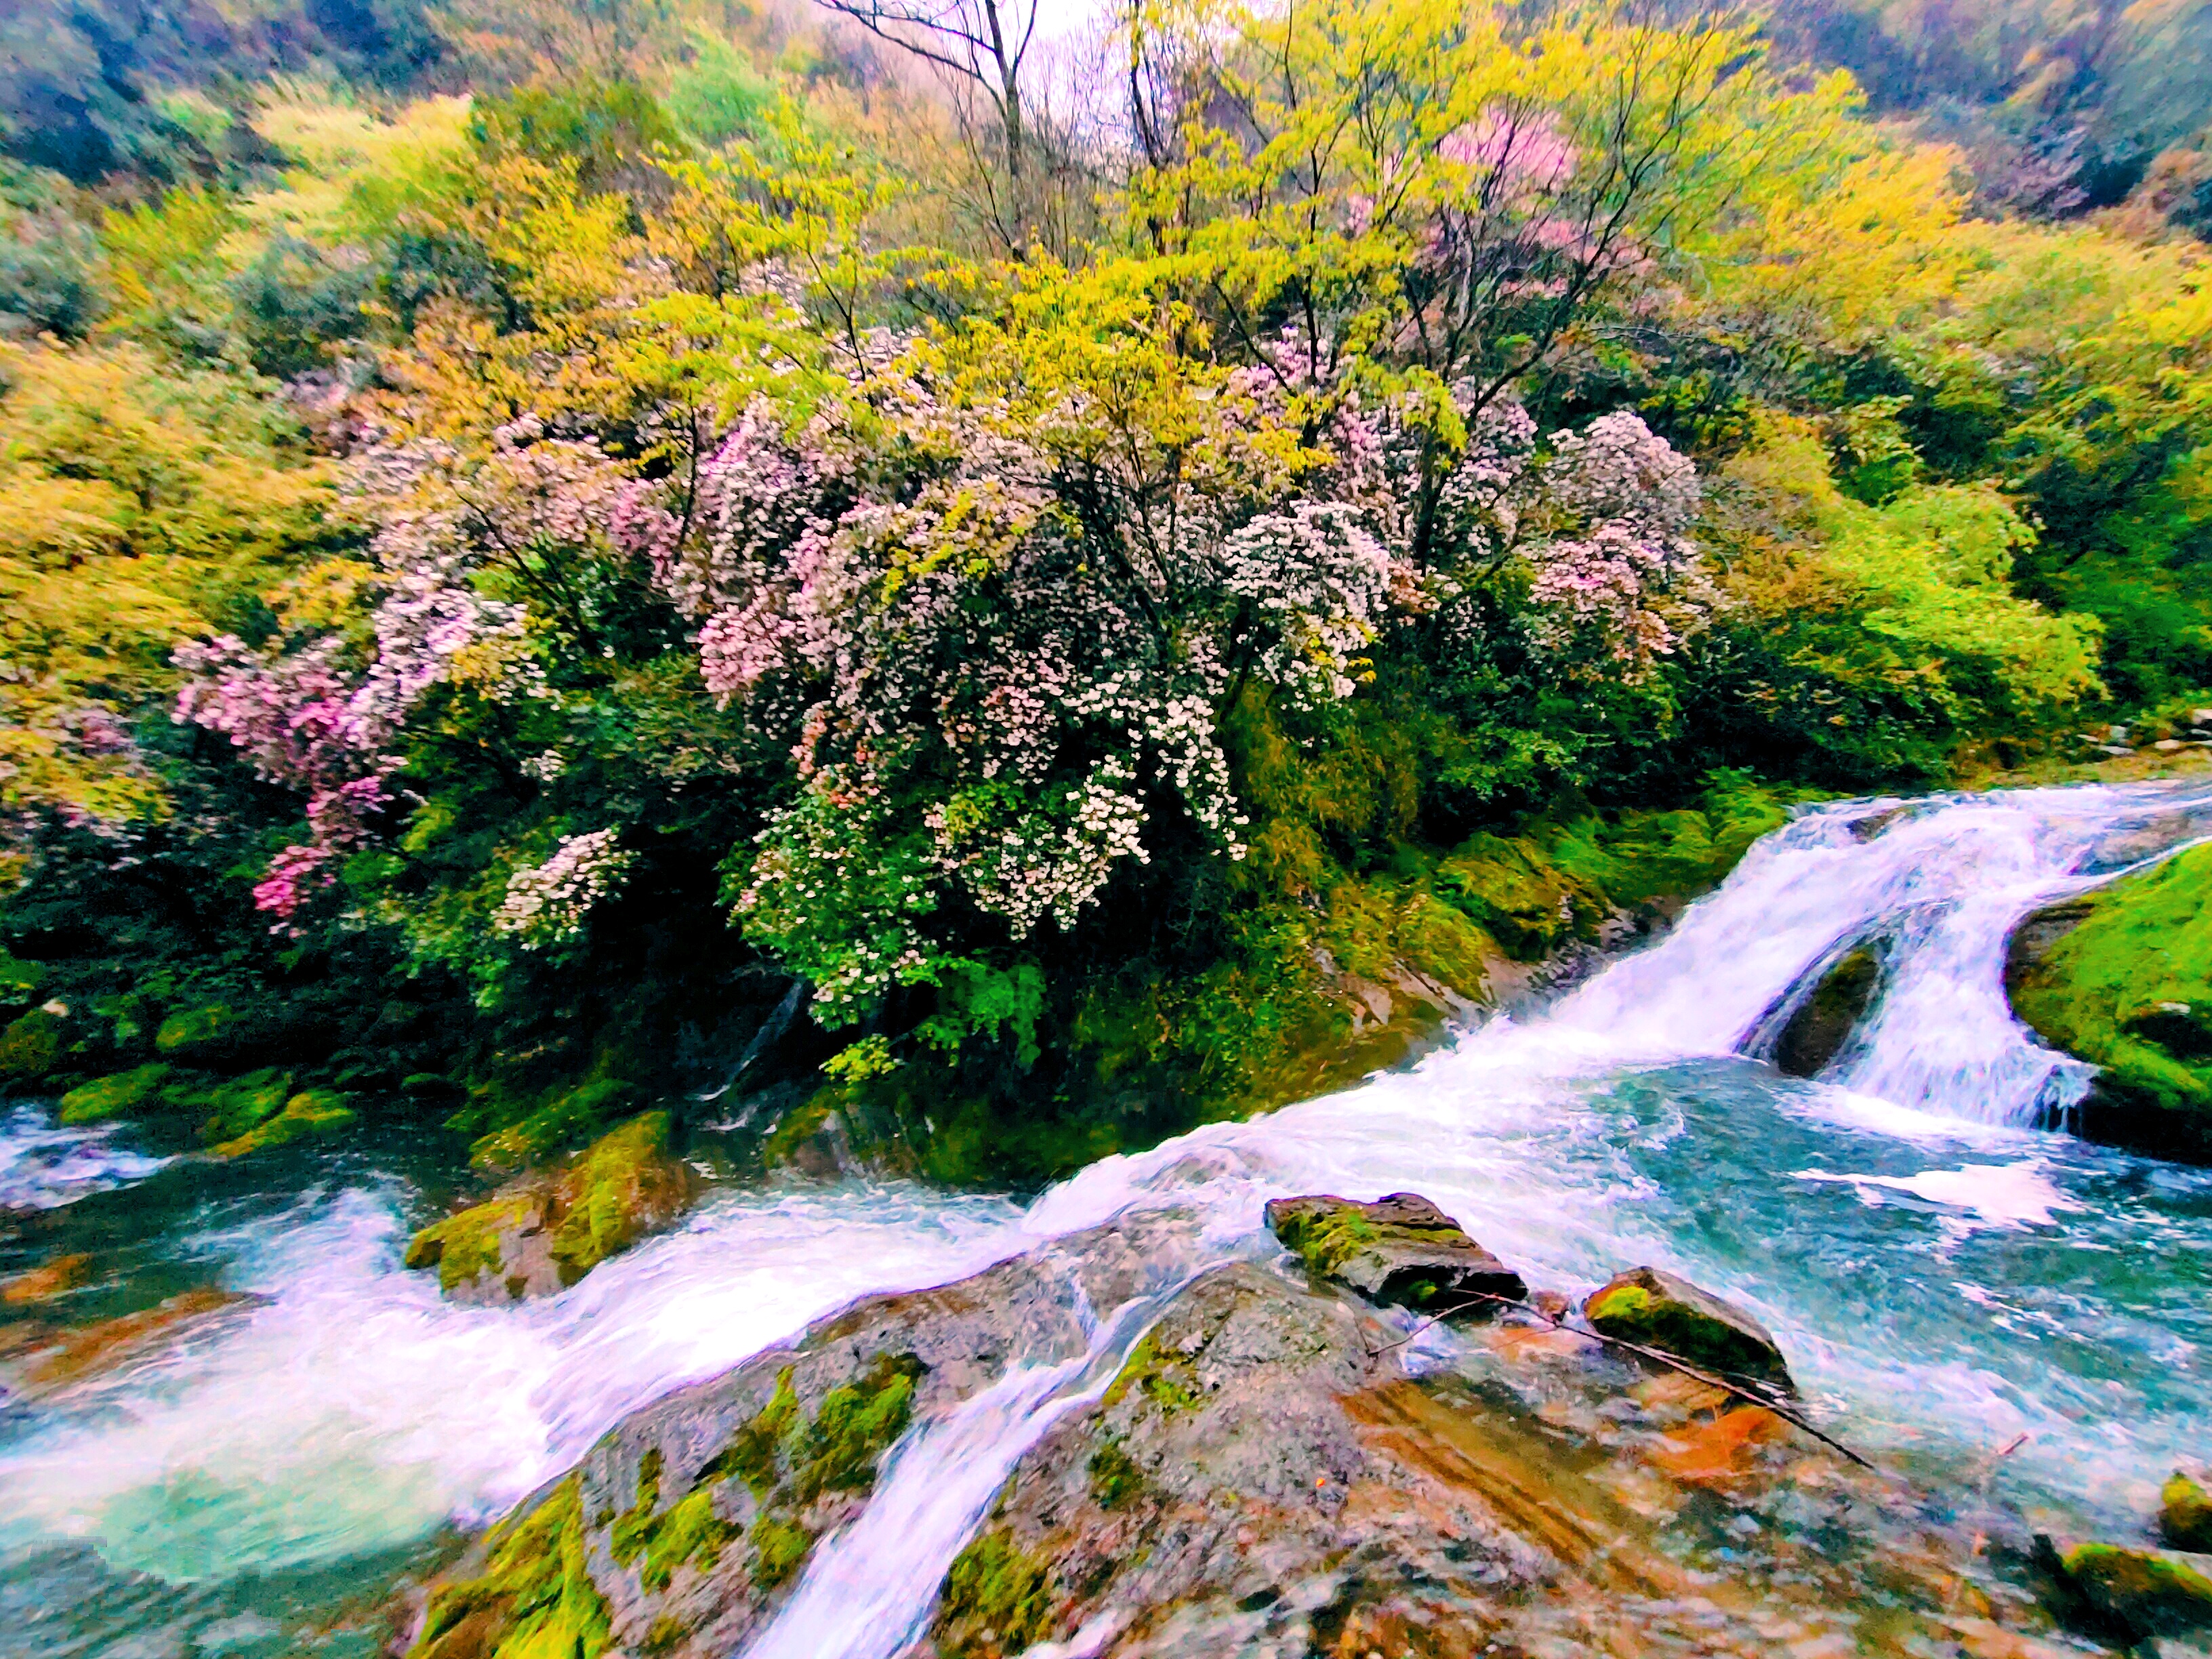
[0,1010,63,1081]
[935,1527,1057,1657]
[547,1111,691,1285]
[1582,1274,1791,1390]
[213,1087,356,1156]
[154,1002,239,1059]
[792,1352,923,1502]
[201,1073,294,1143]
[1103,1334,1201,1412]
[1086,1437,1143,1509]
[58,1061,172,1124]
[698,1366,804,1497]
[410,1476,613,1659]
[2012,842,2212,1136]
[2062,1542,2212,1635]
[748,1513,814,1590]
[2164,1471,2212,1553]
[758,1094,838,1168]
[405,1193,542,1294]
[1268,1205,1383,1279]
[469,1078,640,1172]
[1433,834,1602,960]
[611,1448,735,1595]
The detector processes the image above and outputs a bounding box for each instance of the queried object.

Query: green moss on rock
[154,1003,241,1059]
[0,1010,63,1081]
[609,1450,736,1594]
[2060,1541,2212,1637]
[211,1088,355,1157]
[935,1527,1057,1658]
[1086,1437,1143,1509]
[748,1514,813,1590]
[2011,842,2212,1152]
[405,1193,544,1295]
[58,1062,172,1124]
[2164,1472,2212,1553]
[1582,1266,1795,1393]
[194,1069,295,1145]
[409,1476,613,1659]
[547,1111,695,1284]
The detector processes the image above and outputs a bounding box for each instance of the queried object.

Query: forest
[1,0,2209,1187]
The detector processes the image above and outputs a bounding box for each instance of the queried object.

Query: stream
[3,779,2211,1658]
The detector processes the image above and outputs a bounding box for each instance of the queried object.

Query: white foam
[1792,1161,2083,1227]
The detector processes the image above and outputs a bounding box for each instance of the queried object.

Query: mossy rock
[468,1077,640,1172]
[2008,842,2212,1156]
[154,1003,242,1059]
[405,1191,550,1298]
[0,1010,64,1082]
[935,1526,1059,1658]
[211,1088,356,1158]
[2054,1540,2212,1638]
[1772,942,1886,1078]
[58,1062,173,1125]
[548,1111,697,1284]
[1433,834,1603,960]
[1265,1191,1526,1313]
[409,1476,613,1659]
[2165,1472,2212,1553]
[192,1069,296,1145]
[1582,1265,1795,1395]
[406,1111,697,1300]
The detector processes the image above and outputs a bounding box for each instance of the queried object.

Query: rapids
[3,779,2211,1658]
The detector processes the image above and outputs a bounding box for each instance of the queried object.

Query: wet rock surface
[404,1198,2088,1659]
[1771,941,1886,1078]
[0,1286,265,1400]
[1265,1191,1527,1313]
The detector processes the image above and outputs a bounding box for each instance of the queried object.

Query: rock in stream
[400,1193,2093,1659]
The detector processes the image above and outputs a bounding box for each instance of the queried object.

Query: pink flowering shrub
[493,830,636,949]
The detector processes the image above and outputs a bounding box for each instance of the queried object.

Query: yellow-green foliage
[0,339,337,823]
[1724,413,2102,723]
[2011,844,2212,1119]
[410,1477,613,1659]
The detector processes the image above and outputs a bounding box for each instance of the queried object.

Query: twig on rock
[1363,1288,1879,1471]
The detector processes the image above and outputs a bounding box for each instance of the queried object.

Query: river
[3,779,2210,1657]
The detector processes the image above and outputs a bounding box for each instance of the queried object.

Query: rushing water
[3,779,2212,1657]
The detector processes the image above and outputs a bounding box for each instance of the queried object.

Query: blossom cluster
[492,830,636,949]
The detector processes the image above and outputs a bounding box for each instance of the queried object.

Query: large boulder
[405,1111,699,1302]
[1264,1191,1526,1313]
[398,1215,2078,1659]
[1582,1265,1795,1395]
